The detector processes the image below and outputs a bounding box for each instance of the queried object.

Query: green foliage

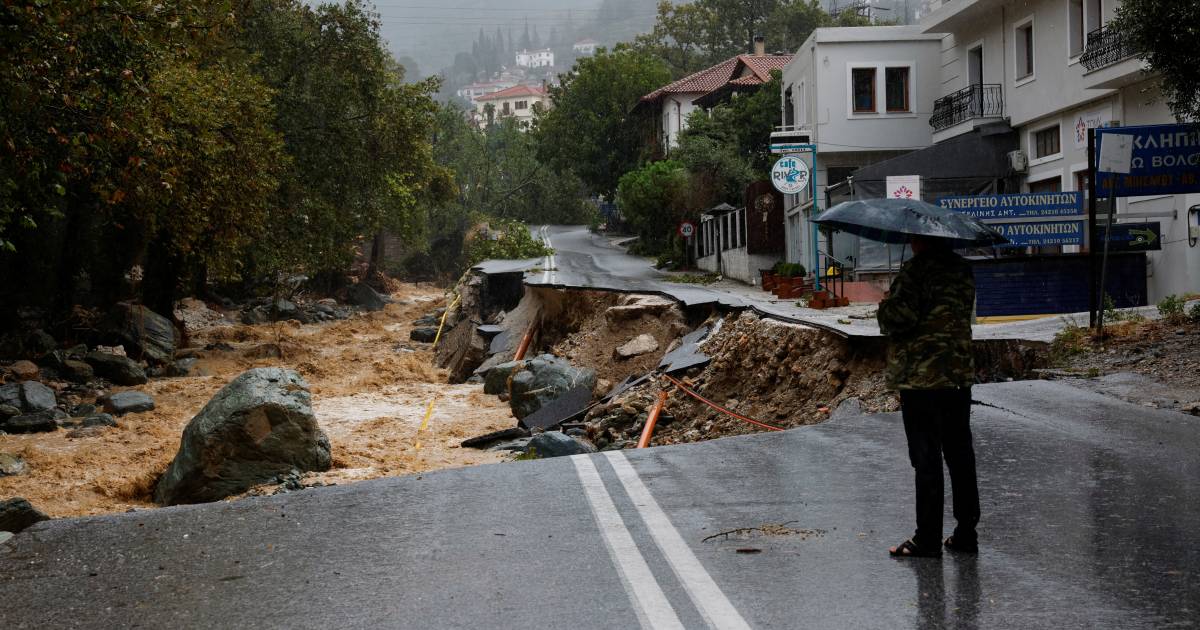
[1049,324,1091,365]
[1189,301,1200,323]
[1158,294,1187,323]
[774,262,806,277]
[616,160,691,250]
[537,46,672,196]
[667,273,718,285]
[1113,0,1200,122]
[464,219,553,267]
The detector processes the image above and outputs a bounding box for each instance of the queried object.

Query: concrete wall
[697,248,776,285]
[660,93,704,149]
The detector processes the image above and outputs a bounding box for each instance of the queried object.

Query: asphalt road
[4,380,1198,629]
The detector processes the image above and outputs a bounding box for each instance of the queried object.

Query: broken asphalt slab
[2,380,1196,629]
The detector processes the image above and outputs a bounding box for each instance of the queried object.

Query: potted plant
[760,266,778,291]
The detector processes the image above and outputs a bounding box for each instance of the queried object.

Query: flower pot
[773,277,793,299]
[761,270,777,291]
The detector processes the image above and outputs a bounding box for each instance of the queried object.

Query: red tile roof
[477,84,547,101]
[640,54,792,104]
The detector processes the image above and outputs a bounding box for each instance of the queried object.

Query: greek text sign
[770,155,810,195]
[936,192,1083,220]
[993,221,1086,247]
[1096,124,1200,197]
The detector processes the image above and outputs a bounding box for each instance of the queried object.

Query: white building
[515,48,554,68]
[916,0,1199,301]
[777,26,946,270]
[474,84,549,130]
[456,79,517,104]
[573,38,598,55]
[639,38,791,150]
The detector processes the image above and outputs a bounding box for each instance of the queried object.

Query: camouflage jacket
[876,249,975,391]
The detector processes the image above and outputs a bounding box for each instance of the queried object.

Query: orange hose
[637,391,670,449]
[513,321,537,361]
[660,373,785,432]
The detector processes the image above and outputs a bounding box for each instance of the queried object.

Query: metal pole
[1087,128,1099,328]
[811,147,820,290]
[1097,196,1116,337]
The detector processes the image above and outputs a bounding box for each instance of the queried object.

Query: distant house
[474,84,549,130]
[515,48,554,68]
[456,80,517,105]
[636,38,791,150]
[572,38,598,55]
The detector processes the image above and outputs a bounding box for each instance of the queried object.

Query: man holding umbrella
[814,198,1005,558]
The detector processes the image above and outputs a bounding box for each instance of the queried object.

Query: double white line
[572,452,752,630]
[539,225,555,285]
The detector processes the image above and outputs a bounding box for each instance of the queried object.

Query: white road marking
[540,224,555,284]
[571,455,685,630]
[605,451,752,630]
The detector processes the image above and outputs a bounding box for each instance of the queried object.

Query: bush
[1158,294,1186,323]
[464,219,552,267]
[773,262,806,277]
[1189,301,1200,323]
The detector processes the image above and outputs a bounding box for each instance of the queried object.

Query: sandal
[943,536,978,554]
[889,538,942,558]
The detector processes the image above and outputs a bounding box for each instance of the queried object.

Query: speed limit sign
[678,221,696,238]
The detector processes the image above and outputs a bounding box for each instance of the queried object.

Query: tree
[1113,0,1200,121]
[537,46,672,196]
[616,160,691,249]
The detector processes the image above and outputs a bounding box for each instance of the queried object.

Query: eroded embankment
[436,274,1049,449]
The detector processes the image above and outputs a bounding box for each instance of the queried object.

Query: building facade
[515,49,554,68]
[777,26,946,272]
[572,39,598,55]
[474,84,549,130]
[918,0,1199,301]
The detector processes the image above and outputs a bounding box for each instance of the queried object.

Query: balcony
[1080,23,1150,90]
[929,84,1004,132]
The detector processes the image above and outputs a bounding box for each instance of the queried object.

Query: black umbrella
[813,198,1008,248]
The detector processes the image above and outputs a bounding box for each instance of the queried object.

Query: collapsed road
[3,379,1197,629]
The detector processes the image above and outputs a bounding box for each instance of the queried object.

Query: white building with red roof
[637,37,792,150]
[474,84,550,130]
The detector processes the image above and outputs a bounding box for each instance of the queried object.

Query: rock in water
[0,453,27,476]
[153,368,331,505]
[85,351,148,386]
[0,498,50,533]
[1,409,65,434]
[105,302,180,365]
[410,327,439,343]
[0,381,57,413]
[509,355,596,420]
[527,431,597,458]
[103,391,156,415]
[614,334,660,359]
[347,283,389,311]
[7,360,39,381]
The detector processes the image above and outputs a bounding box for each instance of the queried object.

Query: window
[1016,21,1034,80]
[515,100,528,110]
[1033,125,1060,159]
[1069,0,1084,57]
[885,67,910,112]
[852,68,876,112]
[783,84,795,127]
[967,45,983,85]
[798,81,807,124]
[1075,171,1091,200]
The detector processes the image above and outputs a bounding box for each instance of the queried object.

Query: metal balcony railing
[1080,23,1137,72]
[929,83,1004,131]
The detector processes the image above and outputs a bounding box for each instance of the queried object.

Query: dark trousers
[900,387,980,549]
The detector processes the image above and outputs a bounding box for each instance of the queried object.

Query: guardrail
[1080,23,1137,72]
[929,83,1003,131]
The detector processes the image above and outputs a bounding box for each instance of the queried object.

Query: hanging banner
[886,175,921,200]
[936,192,1083,219]
[1096,124,1200,197]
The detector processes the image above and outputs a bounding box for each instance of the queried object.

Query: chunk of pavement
[1,409,66,434]
[103,391,156,415]
[526,431,597,458]
[410,327,439,343]
[614,334,660,360]
[0,453,27,476]
[482,360,524,395]
[0,381,57,413]
[0,498,50,533]
[105,302,180,365]
[603,295,675,327]
[85,351,148,386]
[153,368,332,506]
[347,283,389,311]
[461,427,531,449]
[508,355,596,420]
[7,360,39,381]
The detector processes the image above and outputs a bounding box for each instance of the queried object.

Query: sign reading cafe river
[936,192,1084,247]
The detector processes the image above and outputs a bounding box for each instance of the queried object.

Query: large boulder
[410,327,438,343]
[105,303,180,365]
[153,368,332,506]
[614,334,660,360]
[526,432,597,458]
[0,381,56,413]
[0,498,50,533]
[1,409,65,434]
[85,351,148,386]
[508,354,596,420]
[347,283,389,311]
[0,453,27,476]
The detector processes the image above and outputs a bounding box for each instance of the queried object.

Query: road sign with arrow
[1093,222,1162,252]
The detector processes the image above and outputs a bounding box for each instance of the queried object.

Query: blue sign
[1092,222,1162,252]
[1097,124,1200,197]
[993,221,1085,248]
[936,192,1083,219]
